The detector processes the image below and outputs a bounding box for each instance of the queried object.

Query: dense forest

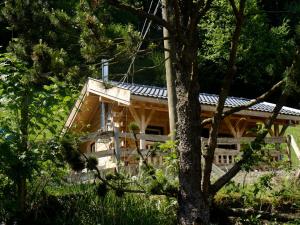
[1,0,300,103]
[1,0,300,225]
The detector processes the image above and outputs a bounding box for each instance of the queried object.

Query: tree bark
[176,80,209,224]
[174,32,209,223]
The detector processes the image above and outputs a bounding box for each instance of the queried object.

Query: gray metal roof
[112,81,300,117]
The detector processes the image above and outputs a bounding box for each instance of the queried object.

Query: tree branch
[228,0,239,18]
[105,0,173,32]
[201,80,284,127]
[210,92,287,195]
[202,0,246,195]
[209,45,300,194]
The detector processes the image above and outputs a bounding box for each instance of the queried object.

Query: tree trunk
[175,42,210,223]
[176,79,210,225]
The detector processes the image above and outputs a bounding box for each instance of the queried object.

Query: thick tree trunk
[176,79,210,225]
[175,45,210,223]
[176,82,209,225]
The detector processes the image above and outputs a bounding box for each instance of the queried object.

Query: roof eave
[131,94,300,122]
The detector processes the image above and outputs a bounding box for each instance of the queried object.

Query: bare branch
[105,0,173,32]
[202,0,246,195]
[201,80,284,127]
[210,92,287,195]
[210,45,300,194]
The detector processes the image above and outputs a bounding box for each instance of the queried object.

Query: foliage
[27,183,177,225]
[215,172,300,212]
[0,52,72,220]
[199,0,296,98]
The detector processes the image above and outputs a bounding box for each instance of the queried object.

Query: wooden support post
[162,0,177,140]
[224,118,240,150]
[274,124,280,152]
[274,124,279,136]
[286,135,292,168]
[114,126,121,170]
[140,106,146,150]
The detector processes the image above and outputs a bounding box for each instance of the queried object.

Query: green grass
[286,126,300,167]
[28,183,177,225]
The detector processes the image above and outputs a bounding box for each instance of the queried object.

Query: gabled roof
[112,80,300,117]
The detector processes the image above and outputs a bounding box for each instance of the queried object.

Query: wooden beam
[238,120,248,137]
[201,136,286,145]
[234,118,247,137]
[279,124,289,136]
[140,106,146,149]
[87,104,99,128]
[129,107,141,125]
[131,103,168,112]
[274,124,279,137]
[224,118,237,137]
[145,109,155,127]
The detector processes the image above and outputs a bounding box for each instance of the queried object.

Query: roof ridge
[92,77,254,101]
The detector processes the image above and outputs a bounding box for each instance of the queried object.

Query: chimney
[100,59,108,131]
[101,59,109,81]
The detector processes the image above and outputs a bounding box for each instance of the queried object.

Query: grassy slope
[286,126,300,167]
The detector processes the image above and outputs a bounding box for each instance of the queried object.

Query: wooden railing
[81,130,290,171]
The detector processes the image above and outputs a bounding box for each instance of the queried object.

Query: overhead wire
[119,0,161,84]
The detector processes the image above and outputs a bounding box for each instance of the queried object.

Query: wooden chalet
[64,78,300,172]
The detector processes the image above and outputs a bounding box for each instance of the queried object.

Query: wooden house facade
[64,78,300,172]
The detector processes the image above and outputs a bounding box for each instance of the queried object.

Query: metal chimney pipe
[101,59,108,130]
[102,59,109,81]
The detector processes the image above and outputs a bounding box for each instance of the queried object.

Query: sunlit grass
[286,126,300,167]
